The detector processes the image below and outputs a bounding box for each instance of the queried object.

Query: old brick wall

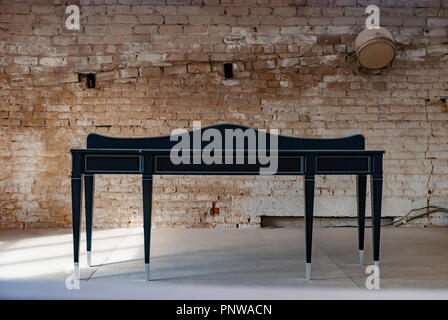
[0,0,447,228]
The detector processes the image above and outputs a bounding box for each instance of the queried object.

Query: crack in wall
[424,101,435,210]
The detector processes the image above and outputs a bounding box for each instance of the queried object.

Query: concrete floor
[0,227,447,299]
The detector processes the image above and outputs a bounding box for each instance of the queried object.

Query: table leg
[84,174,94,267]
[71,175,82,280]
[371,176,382,266]
[142,175,153,281]
[304,176,315,280]
[357,175,367,265]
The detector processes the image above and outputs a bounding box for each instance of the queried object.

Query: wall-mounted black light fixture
[224,63,233,79]
[78,73,96,88]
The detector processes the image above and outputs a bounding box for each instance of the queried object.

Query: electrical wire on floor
[331,206,448,228]
[383,205,448,227]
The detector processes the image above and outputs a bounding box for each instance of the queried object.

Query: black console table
[70,124,384,280]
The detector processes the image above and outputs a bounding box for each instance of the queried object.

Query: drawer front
[154,155,302,174]
[85,155,142,173]
[277,156,303,174]
[316,156,370,174]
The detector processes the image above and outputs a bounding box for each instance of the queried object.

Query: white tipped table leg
[373,260,379,267]
[87,251,91,267]
[306,263,311,280]
[74,262,80,280]
[359,250,364,266]
[145,263,150,281]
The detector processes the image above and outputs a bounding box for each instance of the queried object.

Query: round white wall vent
[354,28,395,70]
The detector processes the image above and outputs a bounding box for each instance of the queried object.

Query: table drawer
[85,155,142,173]
[154,155,303,174]
[316,156,370,174]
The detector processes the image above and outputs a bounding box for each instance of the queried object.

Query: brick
[333,17,356,25]
[203,0,220,5]
[113,15,138,24]
[282,17,307,25]
[85,26,108,35]
[21,119,45,126]
[33,73,58,86]
[273,7,297,17]
[203,6,225,15]
[177,6,203,15]
[154,5,177,15]
[82,5,107,16]
[250,7,272,15]
[309,17,332,25]
[137,53,164,63]
[130,6,155,15]
[278,58,299,67]
[107,5,131,15]
[96,70,119,81]
[188,63,211,73]
[14,56,37,65]
[39,57,66,66]
[0,3,30,14]
[58,73,78,83]
[89,56,113,64]
[188,15,212,25]
[327,26,353,35]
[31,5,55,14]
[140,66,162,77]
[429,28,447,37]
[87,15,111,25]
[164,65,187,75]
[46,105,71,112]
[427,18,448,28]
[33,26,57,36]
[133,25,158,35]
[165,15,188,24]
[159,25,183,33]
[184,26,208,33]
[212,16,237,24]
[120,68,139,78]
[427,44,448,55]
[414,8,439,17]
[109,25,133,35]
[226,7,249,16]
[5,65,29,74]
[403,18,426,27]
[281,27,302,34]
[252,59,276,69]
[138,15,164,24]
[186,53,210,61]
[166,53,185,61]
[52,36,77,46]
[317,35,340,45]
[211,53,233,61]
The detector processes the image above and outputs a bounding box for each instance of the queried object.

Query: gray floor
[0,227,447,299]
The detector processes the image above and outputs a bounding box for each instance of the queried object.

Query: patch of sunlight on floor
[0,229,141,280]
